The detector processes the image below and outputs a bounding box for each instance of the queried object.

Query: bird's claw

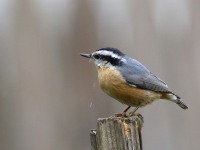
[109,112,128,118]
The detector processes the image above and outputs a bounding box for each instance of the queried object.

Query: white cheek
[94,59,100,66]
[94,59,110,68]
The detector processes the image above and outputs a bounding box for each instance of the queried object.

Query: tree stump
[90,115,143,150]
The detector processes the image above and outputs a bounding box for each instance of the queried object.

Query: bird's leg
[121,106,131,117]
[112,106,131,118]
[128,106,140,117]
[128,106,144,126]
[123,106,131,113]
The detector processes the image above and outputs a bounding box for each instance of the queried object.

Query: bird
[80,47,188,116]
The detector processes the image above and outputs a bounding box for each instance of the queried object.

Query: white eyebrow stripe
[95,50,121,59]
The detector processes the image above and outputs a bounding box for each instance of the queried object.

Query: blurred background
[0,0,199,150]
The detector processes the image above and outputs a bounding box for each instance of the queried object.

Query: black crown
[94,47,124,66]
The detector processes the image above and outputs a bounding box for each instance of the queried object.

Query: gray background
[0,0,199,150]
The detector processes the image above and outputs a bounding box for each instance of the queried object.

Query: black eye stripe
[94,54,112,60]
[93,54,100,59]
[94,54,123,66]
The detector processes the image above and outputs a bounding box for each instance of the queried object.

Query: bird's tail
[162,93,188,109]
[175,98,188,109]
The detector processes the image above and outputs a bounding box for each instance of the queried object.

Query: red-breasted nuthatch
[80,47,188,115]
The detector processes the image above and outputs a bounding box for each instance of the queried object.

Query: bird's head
[80,47,126,68]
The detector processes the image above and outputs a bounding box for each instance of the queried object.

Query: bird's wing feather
[136,73,171,93]
[120,57,172,93]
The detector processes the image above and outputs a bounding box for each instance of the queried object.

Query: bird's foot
[128,111,142,118]
[109,112,128,118]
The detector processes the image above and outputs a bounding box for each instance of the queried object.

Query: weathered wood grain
[90,115,143,150]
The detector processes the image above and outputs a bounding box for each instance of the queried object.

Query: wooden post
[90,115,143,150]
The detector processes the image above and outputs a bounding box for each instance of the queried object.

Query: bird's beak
[80,53,92,58]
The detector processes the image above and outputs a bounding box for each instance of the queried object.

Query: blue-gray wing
[120,57,172,93]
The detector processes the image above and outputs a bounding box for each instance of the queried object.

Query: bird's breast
[97,67,161,107]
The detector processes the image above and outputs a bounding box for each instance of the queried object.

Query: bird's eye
[93,54,100,59]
